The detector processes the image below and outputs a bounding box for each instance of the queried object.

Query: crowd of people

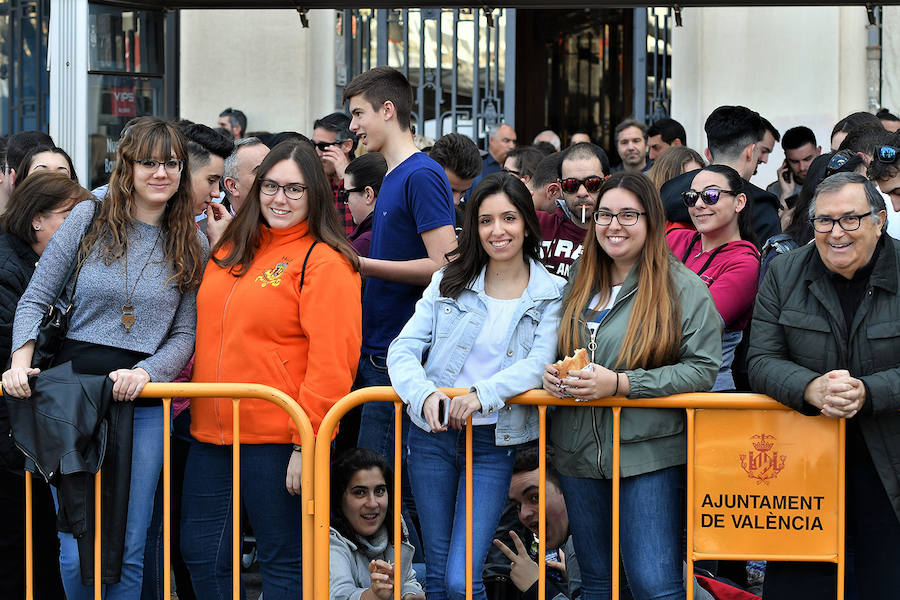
[0,65,899,600]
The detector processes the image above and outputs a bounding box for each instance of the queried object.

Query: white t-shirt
[584,285,622,342]
[453,295,520,426]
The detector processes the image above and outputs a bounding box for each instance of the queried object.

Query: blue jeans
[55,405,164,600]
[355,353,423,561]
[142,409,195,600]
[559,466,686,600]
[356,353,410,461]
[407,423,516,600]
[180,441,301,600]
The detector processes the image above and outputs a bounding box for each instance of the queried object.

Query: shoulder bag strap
[299,240,319,290]
[54,200,101,311]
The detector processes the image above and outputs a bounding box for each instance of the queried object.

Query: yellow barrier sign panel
[693,409,841,557]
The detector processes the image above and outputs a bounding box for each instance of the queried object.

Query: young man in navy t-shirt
[344,66,457,557]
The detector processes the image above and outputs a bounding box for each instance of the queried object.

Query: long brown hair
[213,140,359,275]
[78,118,204,291]
[558,172,681,369]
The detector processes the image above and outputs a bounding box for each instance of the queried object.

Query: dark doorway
[515,8,633,153]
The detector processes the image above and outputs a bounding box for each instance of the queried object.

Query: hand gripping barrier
[314,388,848,600]
[17,382,315,600]
[14,383,848,600]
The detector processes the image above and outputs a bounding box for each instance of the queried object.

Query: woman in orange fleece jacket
[182,140,361,599]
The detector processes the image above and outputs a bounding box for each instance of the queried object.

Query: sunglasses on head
[681,188,737,207]
[876,145,899,164]
[559,175,605,194]
[825,150,854,177]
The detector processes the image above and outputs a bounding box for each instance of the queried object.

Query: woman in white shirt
[387,173,564,600]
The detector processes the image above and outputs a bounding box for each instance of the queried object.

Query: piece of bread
[554,348,589,379]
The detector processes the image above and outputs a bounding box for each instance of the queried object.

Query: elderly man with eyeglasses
[748,171,900,599]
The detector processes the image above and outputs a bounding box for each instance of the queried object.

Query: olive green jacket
[550,256,722,479]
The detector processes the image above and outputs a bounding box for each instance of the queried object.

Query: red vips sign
[111,87,137,117]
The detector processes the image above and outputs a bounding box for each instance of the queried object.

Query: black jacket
[4,361,134,585]
[748,237,900,522]
[661,169,782,247]
[0,231,39,471]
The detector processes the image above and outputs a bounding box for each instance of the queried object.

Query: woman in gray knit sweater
[3,118,207,599]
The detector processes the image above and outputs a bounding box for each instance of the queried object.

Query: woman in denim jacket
[388,173,564,600]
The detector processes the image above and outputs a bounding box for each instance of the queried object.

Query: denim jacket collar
[466,257,563,305]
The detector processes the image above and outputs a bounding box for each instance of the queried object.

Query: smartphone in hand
[781,161,792,183]
[438,398,450,427]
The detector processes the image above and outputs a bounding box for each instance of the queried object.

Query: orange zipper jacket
[191,221,361,445]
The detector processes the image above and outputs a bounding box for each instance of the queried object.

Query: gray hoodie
[329,525,424,600]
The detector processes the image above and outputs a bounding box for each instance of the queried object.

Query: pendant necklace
[122,229,162,333]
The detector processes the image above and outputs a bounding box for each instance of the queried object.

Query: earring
[33,224,41,231]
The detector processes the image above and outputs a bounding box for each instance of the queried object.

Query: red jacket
[191,221,361,445]
[537,207,590,279]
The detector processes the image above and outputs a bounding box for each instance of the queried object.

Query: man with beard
[493,447,580,600]
[612,119,650,173]
[755,117,780,174]
[537,142,610,278]
[767,126,821,204]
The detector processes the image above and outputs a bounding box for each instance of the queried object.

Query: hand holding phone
[438,398,450,427]
[423,391,450,433]
[780,160,792,183]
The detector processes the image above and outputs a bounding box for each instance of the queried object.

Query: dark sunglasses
[559,176,604,194]
[339,185,366,203]
[314,140,344,152]
[681,188,738,207]
[876,145,899,164]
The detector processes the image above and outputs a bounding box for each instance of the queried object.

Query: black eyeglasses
[809,211,873,233]
[260,179,308,200]
[593,210,647,226]
[502,168,522,177]
[314,140,344,152]
[135,159,184,173]
[681,189,738,207]
[339,185,366,204]
[876,145,899,164]
[560,176,605,194]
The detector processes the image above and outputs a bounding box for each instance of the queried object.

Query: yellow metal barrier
[314,388,847,600]
[14,381,849,600]
[17,382,315,600]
